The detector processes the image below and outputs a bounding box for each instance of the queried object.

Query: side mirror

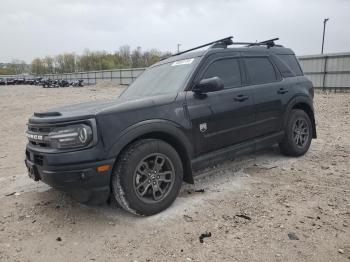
[193,77,224,94]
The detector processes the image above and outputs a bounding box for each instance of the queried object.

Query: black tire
[111,139,183,216]
[279,109,312,156]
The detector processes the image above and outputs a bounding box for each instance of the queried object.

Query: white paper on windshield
[171,58,194,66]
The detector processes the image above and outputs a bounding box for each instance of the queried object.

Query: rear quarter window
[277,54,303,76]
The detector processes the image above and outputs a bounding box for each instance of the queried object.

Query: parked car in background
[34,77,43,85]
[25,79,35,85]
[6,78,15,85]
[58,79,70,87]
[71,79,84,87]
[14,78,25,85]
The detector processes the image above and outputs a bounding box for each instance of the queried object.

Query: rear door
[186,53,255,155]
[242,55,285,137]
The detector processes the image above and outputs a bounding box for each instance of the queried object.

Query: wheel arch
[285,96,317,138]
[107,120,195,184]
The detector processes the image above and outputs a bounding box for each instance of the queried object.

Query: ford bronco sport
[25,37,316,216]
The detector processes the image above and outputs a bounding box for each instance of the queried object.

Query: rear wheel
[279,109,312,156]
[111,139,183,216]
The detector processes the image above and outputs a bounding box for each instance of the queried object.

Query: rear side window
[202,58,242,89]
[277,55,303,76]
[244,57,277,85]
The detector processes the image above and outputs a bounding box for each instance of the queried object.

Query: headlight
[48,124,93,149]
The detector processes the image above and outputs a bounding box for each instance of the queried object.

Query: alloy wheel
[133,153,175,203]
[292,118,309,148]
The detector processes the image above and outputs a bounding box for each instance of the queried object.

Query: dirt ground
[0,85,349,262]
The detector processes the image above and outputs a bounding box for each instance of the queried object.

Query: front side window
[202,58,242,89]
[244,57,278,85]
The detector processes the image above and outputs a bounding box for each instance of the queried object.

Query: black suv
[25,37,316,216]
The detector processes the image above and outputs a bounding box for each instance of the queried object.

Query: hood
[28,93,177,124]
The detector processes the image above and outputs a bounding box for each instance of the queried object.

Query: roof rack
[165,36,281,60]
[227,38,281,48]
[172,36,234,57]
[247,38,281,48]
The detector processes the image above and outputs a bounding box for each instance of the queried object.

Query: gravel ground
[0,85,349,262]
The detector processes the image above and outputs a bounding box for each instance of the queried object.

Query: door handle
[277,88,288,94]
[234,94,249,102]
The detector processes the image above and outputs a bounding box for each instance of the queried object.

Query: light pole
[321,18,329,54]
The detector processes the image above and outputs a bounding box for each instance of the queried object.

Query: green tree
[31,58,45,75]
[63,53,76,73]
[43,56,54,74]
[27,45,168,74]
[8,60,28,74]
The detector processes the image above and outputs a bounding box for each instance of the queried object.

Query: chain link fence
[43,68,146,86]
[0,68,146,86]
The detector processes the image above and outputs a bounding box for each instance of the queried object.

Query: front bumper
[25,149,115,204]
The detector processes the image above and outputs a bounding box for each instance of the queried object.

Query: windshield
[120,58,198,99]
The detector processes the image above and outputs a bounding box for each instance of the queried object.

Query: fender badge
[199,123,207,133]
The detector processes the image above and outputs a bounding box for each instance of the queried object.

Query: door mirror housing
[193,77,224,94]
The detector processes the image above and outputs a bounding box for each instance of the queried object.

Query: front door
[186,55,255,155]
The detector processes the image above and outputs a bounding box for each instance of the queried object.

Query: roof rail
[247,38,281,48]
[172,36,233,57]
[217,38,281,48]
[161,36,281,60]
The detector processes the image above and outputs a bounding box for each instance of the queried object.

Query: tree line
[0,60,29,75]
[1,46,171,75]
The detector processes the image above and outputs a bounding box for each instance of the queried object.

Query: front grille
[26,124,52,148]
[28,126,52,133]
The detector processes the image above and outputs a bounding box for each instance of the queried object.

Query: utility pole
[321,18,329,54]
[177,43,181,53]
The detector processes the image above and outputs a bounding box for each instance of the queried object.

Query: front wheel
[279,109,313,156]
[112,139,183,216]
